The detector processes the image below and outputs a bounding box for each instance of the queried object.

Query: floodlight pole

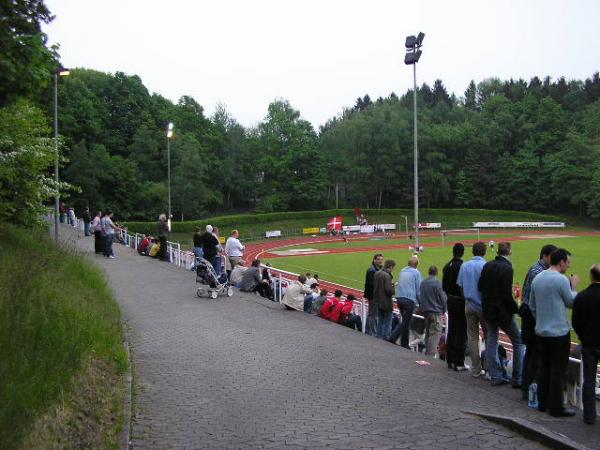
[54,72,59,242]
[413,62,419,250]
[167,135,171,220]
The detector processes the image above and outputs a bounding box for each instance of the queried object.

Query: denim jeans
[377,310,393,340]
[365,300,379,336]
[84,222,90,236]
[213,255,222,276]
[389,298,415,347]
[485,316,524,385]
[104,233,114,257]
[582,347,600,423]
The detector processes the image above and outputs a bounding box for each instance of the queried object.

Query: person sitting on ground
[321,290,343,320]
[262,262,273,284]
[303,283,320,312]
[138,234,150,255]
[282,274,312,311]
[311,289,328,315]
[230,260,247,287]
[149,239,161,258]
[240,259,272,299]
[340,294,362,331]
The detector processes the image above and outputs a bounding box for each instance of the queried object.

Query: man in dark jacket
[157,213,170,261]
[478,242,523,387]
[442,243,466,370]
[363,253,383,336]
[373,259,396,340]
[572,264,600,425]
[200,225,220,269]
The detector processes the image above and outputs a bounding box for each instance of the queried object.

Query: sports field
[261,232,600,292]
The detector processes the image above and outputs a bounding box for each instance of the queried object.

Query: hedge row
[124,208,564,239]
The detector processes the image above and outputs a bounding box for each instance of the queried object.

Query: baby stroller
[195,257,233,299]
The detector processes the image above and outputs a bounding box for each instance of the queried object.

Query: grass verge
[0,224,128,449]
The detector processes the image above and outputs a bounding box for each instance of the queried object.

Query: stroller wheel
[227,286,234,297]
[196,287,204,298]
[210,290,218,299]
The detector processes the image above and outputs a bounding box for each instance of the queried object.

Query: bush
[0,225,127,448]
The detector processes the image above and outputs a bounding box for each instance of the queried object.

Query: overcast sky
[44,0,600,129]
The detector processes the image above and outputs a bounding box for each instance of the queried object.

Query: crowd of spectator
[360,241,600,424]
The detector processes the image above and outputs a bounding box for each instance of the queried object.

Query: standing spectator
[101,210,123,259]
[373,260,396,340]
[457,241,487,378]
[59,202,66,223]
[212,226,224,276]
[82,207,91,236]
[443,243,467,370]
[530,249,580,417]
[478,242,524,387]
[572,264,600,425]
[91,210,103,254]
[520,244,558,400]
[157,213,169,262]
[68,207,77,227]
[283,274,312,311]
[240,259,272,299]
[389,256,422,348]
[363,253,384,336]
[193,227,204,260]
[201,225,220,270]
[420,266,447,356]
[225,230,245,274]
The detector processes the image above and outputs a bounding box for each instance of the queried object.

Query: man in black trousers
[572,264,600,425]
[442,243,467,370]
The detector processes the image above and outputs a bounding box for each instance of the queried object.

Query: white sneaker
[472,370,485,378]
[109,255,116,259]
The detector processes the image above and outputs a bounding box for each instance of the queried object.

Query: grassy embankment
[0,225,128,449]
[125,208,572,248]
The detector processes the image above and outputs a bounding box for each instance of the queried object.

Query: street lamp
[54,67,70,242]
[166,122,174,231]
[404,31,424,251]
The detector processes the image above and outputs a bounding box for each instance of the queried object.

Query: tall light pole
[404,32,424,251]
[166,122,174,230]
[54,67,70,242]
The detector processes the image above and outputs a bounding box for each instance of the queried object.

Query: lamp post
[404,32,424,251]
[53,67,70,242]
[166,122,174,230]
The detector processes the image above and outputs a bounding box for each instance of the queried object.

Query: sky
[44,0,600,129]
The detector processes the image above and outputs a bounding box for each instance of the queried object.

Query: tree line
[2,1,600,225]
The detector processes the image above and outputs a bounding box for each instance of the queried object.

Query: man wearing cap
[201,225,220,270]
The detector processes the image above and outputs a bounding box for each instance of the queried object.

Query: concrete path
[68,229,600,450]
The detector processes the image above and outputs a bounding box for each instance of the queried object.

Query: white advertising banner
[377,223,397,231]
[360,225,376,233]
[472,222,565,228]
[265,230,282,238]
[342,225,361,233]
[417,222,442,229]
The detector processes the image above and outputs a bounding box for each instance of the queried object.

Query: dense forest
[2,1,600,225]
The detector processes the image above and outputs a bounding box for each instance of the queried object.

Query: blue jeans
[104,233,114,257]
[389,298,415,347]
[485,316,524,385]
[365,300,379,336]
[213,255,222,276]
[84,222,90,236]
[376,310,393,340]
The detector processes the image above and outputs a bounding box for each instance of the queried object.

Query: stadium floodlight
[404,32,424,250]
[166,122,174,222]
[53,67,70,242]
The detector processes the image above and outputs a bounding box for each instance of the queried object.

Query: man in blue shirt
[519,244,557,400]
[530,248,580,417]
[457,241,487,377]
[389,256,422,348]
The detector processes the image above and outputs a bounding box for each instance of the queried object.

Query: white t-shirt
[225,237,245,257]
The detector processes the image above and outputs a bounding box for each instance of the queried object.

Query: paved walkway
[70,231,600,449]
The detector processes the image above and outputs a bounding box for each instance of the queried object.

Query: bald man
[389,256,423,348]
[572,264,600,424]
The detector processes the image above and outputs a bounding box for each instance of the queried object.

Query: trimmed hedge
[124,208,564,241]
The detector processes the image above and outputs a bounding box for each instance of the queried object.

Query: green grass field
[263,234,600,291]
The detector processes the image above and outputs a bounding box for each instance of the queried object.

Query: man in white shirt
[225,229,245,271]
